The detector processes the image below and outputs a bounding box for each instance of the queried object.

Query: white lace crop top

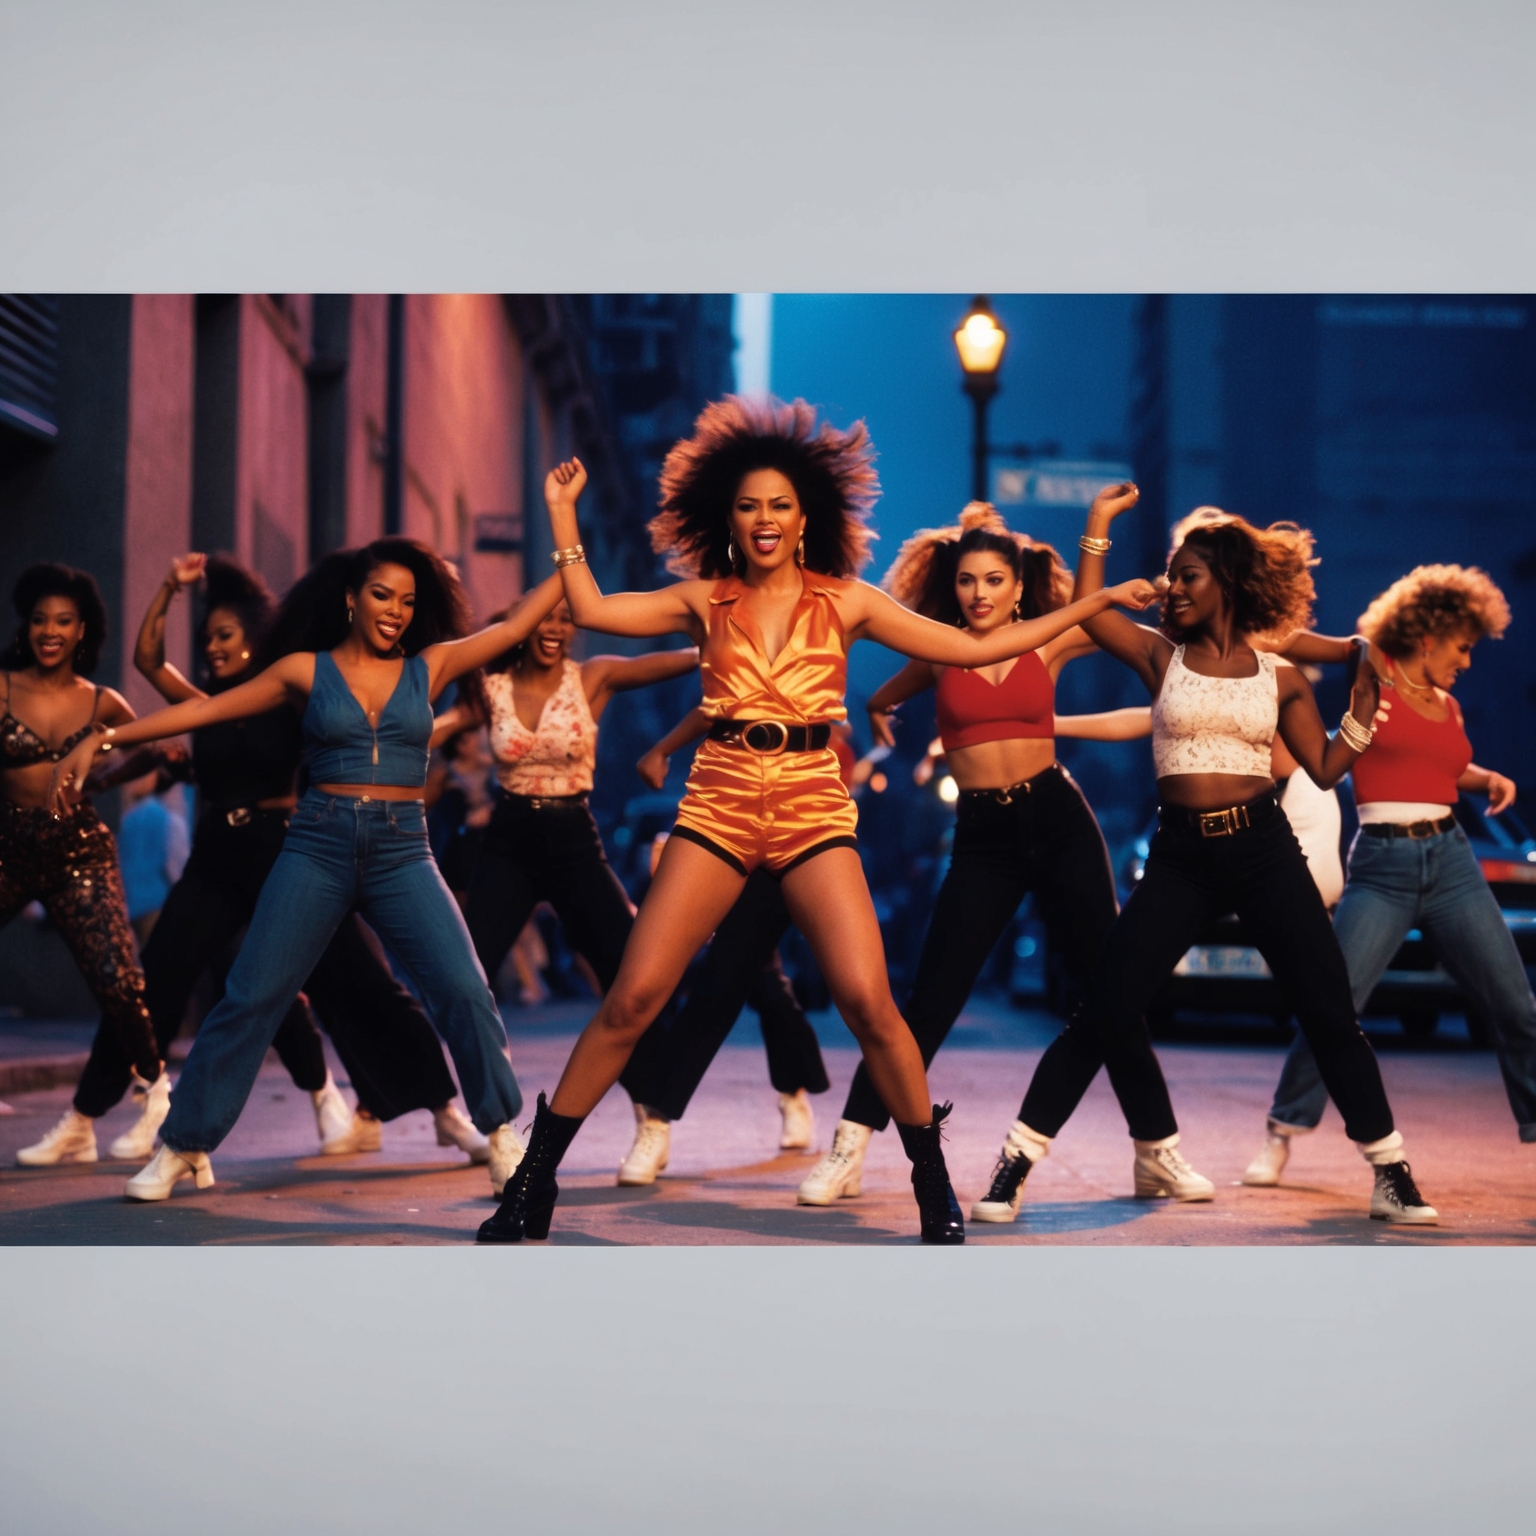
[1151,646,1277,778]
[484,660,597,797]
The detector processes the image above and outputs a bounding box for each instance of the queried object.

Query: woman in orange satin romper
[478,397,1162,1246]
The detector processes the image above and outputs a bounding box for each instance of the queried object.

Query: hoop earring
[1013,600,1022,621]
[796,535,806,566]
[347,605,355,626]
[727,538,738,569]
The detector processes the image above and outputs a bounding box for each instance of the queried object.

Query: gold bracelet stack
[1337,711,1375,752]
[1079,535,1112,556]
[551,544,587,569]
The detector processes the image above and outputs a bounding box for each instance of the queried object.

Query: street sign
[991,459,1133,509]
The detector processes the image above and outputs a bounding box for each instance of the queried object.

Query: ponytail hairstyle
[881,503,1071,626]
[256,537,474,669]
[1165,506,1317,640]
[4,563,109,675]
[650,396,880,579]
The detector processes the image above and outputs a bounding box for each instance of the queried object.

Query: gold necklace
[1393,659,1438,697]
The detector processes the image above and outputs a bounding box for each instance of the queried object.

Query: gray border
[2,4,1533,1531]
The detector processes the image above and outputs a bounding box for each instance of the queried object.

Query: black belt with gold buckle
[958,764,1065,806]
[707,719,832,756]
[1160,793,1280,838]
[1361,813,1457,840]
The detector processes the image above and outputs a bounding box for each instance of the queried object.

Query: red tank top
[935,652,1054,752]
[1350,694,1472,805]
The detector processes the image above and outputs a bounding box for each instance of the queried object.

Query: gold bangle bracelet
[1079,535,1112,556]
[552,545,587,570]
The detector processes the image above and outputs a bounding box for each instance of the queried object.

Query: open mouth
[969,604,993,619]
[375,620,403,643]
[750,527,782,556]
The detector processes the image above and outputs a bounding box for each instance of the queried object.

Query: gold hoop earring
[1013,600,1022,621]
[796,535,806,566]
[347,605,355,625]
[727,538,738,568]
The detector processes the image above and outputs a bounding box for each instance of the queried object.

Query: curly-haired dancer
[478,397,1163,1245]
[1053,490,1438,1224]
[1244,563,1536,1180]
[52,540,564,1201]
[6,565,164,1166]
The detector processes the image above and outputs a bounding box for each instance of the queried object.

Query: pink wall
[121,294,194,717]
[402,294,527,622]
[346,295,388,548]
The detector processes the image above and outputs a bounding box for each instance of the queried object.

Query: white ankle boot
[1358,1131,1438,1224]
[487,1122,526,1196]
[618,1104,670,1186]
[1242,1118,1303,1186]
[312,1073,354,1151]
[109,1071,173,1161]
[124,1143,214,1201]
[17,1108,98,1166]
[321,1109,383,1156]
[434,1102,490,1164]
[778,1089,815,1150]
[796,1119,872,1205]
[1132,1133,1215,1201]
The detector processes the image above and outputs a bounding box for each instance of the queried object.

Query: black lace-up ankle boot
[896,1102,965,1245]
[476,1093,584,1243]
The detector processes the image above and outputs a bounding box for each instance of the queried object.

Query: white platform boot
[617,1102,671,1186]
[796,1119,872,1205]
[108,1071,173,1161]
[434,1102,491,1164]
[1242,1117,1307,1186]
[17,1108,98,1166]
[124,1144,215,1201]
[1360,1131,1438,1223]
[1132,1132,1215,1201]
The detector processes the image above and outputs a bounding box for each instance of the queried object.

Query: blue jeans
[161,791,521,1153]
[1269,824,1536,1141]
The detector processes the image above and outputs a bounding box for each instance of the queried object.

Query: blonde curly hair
[1359,564,1511,656]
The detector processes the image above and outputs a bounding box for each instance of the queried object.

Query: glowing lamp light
[953,297,1007,377]
[937,775,960,803]
[869,771,888,794]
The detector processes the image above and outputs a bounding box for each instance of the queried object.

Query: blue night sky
[764,293,1140,703]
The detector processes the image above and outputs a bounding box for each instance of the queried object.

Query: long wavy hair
[649,396,880,579]
[1359,564,1511,656]
[3,563,109,676]
[882,503,1071,626]
[256,538,473,668]
[1165,507,1317,639]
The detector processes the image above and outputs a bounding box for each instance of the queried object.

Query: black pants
[463,791,668,1099]
[628,869,830,1121]
[843,764,1130,1132]
[1074,801,1395,1144]
[74,809,456,1120]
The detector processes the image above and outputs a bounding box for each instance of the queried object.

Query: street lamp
[953,296,1007,502]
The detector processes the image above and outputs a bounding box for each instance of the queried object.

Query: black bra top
[0,673,102,766]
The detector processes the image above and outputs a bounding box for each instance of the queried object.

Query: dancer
[791,505,1157,1214]
[51,539,563,1201]
[1012,488,1436,1224]
[7,564,166,1167]
[56,553,490,1169]
[478,396,1162,1245]
[459,593,698,1149]
[1244,563,1534,1181]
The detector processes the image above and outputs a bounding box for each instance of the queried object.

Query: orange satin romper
[671,572,861,874]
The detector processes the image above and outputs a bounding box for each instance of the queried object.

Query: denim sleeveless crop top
[303,651,433,788]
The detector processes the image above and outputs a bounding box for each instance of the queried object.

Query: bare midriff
[1156,771,1275,810]
[2,763,63,812]
[944,737,1058,792]
[314,783,424,801]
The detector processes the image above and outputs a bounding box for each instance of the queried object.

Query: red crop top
[1350,695,1472,805]
[935,652,1054,752]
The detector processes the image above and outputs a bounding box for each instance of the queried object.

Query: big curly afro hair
[1359,564,1511,656]
[649,396,880,580]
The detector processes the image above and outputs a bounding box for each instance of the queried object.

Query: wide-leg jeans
[1269,823,1536,1140]
[160,790,520,1153]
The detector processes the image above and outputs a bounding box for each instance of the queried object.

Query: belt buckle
[1406,820,1434,839]
[1198,809,1233,837]
[226,807,252,827]
[742,721,789,756]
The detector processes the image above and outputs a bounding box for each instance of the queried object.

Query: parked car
[1118,792,1536,1040]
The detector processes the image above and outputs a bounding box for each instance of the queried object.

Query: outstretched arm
[420,574,565,695]
[637,706,711,790]
[1255,629,1363,667]
[544,460,703,639]
[1053,706,1153,741]
[584,647,701,723]
[866,659,938,748]
[134,554,208,705]
[853,577,1160,669]
[1275,657,1386,790]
